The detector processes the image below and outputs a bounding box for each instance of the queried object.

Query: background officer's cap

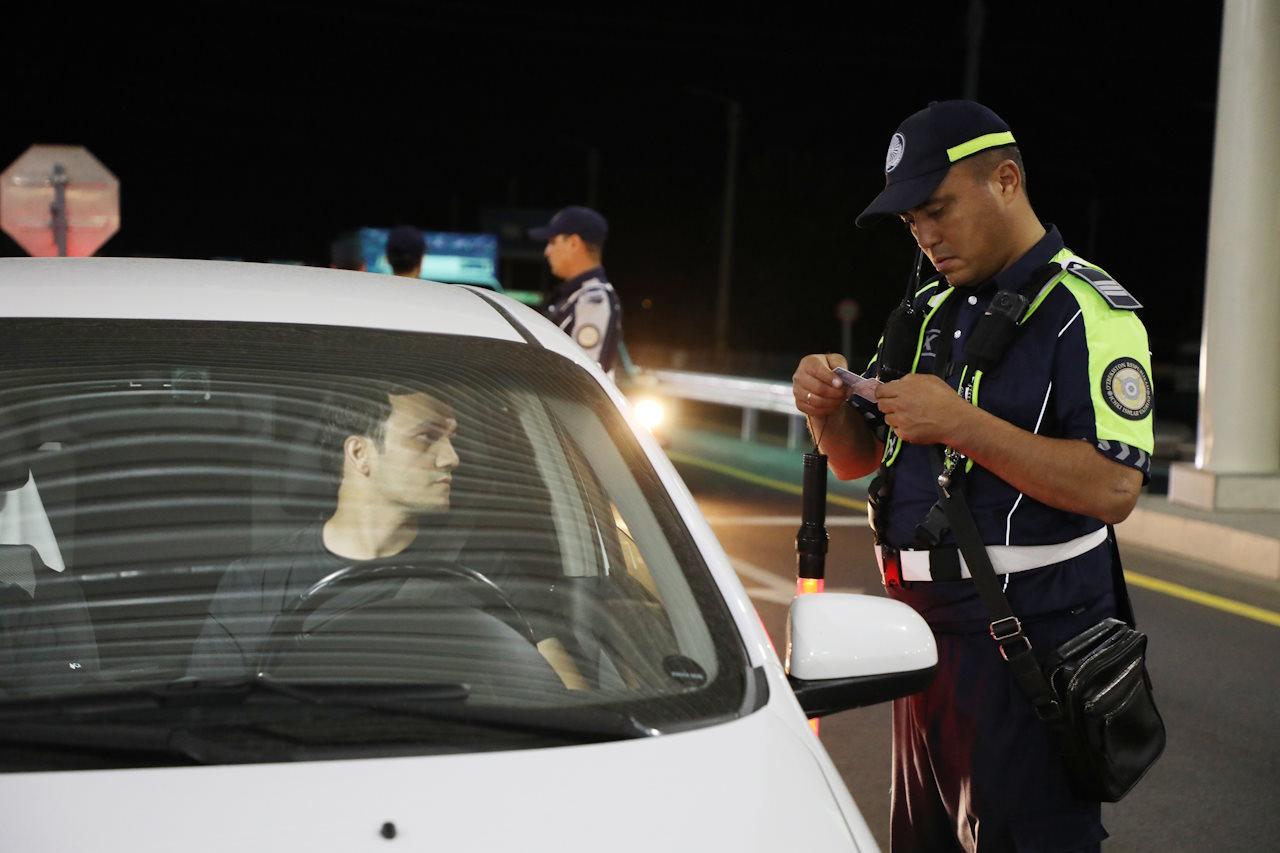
[856,100,1015,227]
[386,224,425,258]
[529,206,608,244]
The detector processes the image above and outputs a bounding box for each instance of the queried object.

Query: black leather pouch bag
[937,476,1166,804]
[1043,617,1166,802]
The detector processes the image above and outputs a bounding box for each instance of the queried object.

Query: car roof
[0,257,556,348]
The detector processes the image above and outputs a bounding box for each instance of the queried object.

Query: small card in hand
[832,367,882,403]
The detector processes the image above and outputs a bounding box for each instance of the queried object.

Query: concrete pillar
[1170,0,1280,511]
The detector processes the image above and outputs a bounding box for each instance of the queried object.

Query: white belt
[875,527,1109,582]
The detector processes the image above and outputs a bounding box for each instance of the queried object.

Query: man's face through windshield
[362,391,459,515]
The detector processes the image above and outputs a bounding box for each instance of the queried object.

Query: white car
[0,258,936,852]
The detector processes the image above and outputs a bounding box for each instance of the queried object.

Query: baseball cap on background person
[528,206,608,245]
[855,100,1016,227]
[385,225,426,275]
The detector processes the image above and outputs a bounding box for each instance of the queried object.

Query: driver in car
[187,382,584,687]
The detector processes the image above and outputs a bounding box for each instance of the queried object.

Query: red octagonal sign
[1,144,120,257]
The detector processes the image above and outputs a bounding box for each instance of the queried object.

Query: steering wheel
[256,560,538,675]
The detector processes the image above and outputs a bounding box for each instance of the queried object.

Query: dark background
[2,2,1221,378]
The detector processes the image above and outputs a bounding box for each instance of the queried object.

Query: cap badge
[885,133,906,173]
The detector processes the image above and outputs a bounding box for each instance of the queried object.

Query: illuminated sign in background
[359,228,501,290]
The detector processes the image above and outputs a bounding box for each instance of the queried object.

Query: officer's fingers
[803,354,839,382]
[794,355,830,388]
[798,352,833,370]
[795,382,845,413]
[815,353,850,389]
[793,371,836,400]
[821,352,849,371]
[883,413,911,440]
[796,391,837,417]
[796,361,844,397]
[798,398,843,419]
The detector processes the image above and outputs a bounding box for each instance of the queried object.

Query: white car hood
[0,703,871,852]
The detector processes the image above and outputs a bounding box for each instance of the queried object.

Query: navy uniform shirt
[545,266,622,374]
[851,226,1155,630]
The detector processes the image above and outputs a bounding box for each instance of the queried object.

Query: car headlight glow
[634,397,665,431]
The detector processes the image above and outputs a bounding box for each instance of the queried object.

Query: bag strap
[1107,524,1137,628]
[931,448,1066,724]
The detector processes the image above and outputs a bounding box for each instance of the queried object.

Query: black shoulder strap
[1108,525,1136,628]
[931,450,1065,724]
[961,263,1063,374]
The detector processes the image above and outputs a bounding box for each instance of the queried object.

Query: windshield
[0,318,752,770]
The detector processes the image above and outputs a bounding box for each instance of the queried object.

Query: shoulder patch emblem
[575,324,602,349]
[1102,358,1153,420]
[1068,263,1142,310]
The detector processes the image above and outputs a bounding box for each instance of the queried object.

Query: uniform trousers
[890,588,1114,852]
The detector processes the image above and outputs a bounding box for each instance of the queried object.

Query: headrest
[0,410,31,491]
[0,544,45,598]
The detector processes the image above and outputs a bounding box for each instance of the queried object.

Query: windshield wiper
[157,676,473,709]
[0,677,658,743]
[0,677,470,717]
[199,677,659,742]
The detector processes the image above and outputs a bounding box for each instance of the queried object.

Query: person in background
[530,206,622,375]
[329,232,366,272]
[386,225,425,279]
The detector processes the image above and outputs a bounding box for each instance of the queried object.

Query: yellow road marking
[668,450,1280,628]
[1124,570,1280,628]
[667,451,868,511]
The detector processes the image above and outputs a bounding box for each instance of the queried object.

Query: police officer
[792,100,1154,851]
[530,206,622,374]
[385,225,425,279]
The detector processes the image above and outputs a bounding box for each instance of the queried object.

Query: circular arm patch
[575,324,602,348]
[1102,358,1153,420]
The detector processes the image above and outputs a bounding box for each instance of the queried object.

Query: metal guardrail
[644,368,809,449]
[639,365,1197,462]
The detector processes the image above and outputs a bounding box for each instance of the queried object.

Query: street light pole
[587,147,600,209]
[714,99,741,363]
[964,0,986,101]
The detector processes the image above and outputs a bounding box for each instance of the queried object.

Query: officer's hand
[793,353,850,418]
[875,374,969,445]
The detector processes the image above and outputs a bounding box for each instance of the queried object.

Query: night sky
[4,2,1222,378]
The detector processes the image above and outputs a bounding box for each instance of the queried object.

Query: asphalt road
[673,457,1280,852]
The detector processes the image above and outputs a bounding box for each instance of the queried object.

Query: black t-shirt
[186,521,551,678]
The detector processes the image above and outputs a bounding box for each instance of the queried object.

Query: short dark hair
[329,233,365,270]
[315,380,437,481]
[385,226,426,275]
[965,144,1028,194]
[582,240,604,261]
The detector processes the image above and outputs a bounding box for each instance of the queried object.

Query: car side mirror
[785,593,937,718]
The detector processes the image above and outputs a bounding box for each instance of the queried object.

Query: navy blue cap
[529,206,608,244]
[385,225,426,274]
[856,100,1016,227]
[386,225,425,257]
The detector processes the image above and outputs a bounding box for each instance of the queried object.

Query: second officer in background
[531,206,622,375]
